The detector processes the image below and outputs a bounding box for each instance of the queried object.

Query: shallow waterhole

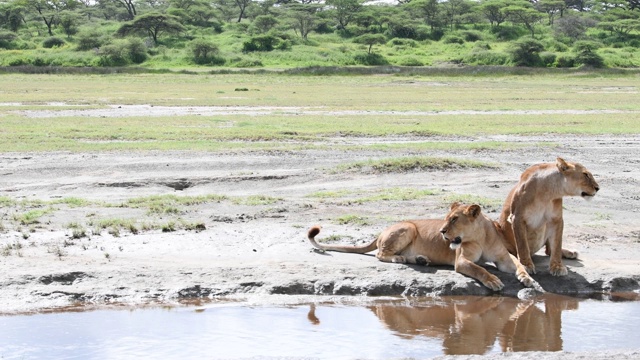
[1,293,639,359]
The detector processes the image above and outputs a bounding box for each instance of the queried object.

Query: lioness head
[439,202,482,250]
[556,157,600,200]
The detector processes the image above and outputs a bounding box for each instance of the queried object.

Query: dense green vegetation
[0,0,639,69]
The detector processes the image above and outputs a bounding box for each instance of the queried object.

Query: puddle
[1,294,639,359]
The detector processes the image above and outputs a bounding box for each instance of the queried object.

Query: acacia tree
[116,13,185,45]
[353,33,386,53]
[326,0,363,29]
[504,4,544,37]
[285,3,319,40]
[408,0,442,31]
[535,0,565,25]
[20,0,80,36]
[479,0,509,27]
[440,0,470,31]
[233,0,252,22]
[114,0,136,19]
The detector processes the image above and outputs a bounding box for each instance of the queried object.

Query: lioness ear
[556,157,569,172]
[449,202,460,211]
[464,204,481,218]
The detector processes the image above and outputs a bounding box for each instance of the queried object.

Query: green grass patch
[353,187,439,203]
[13,208,52,225]
[442,193,503,210]
[232,195,282,206]
[337,156,497,174]
[121,194,228,215]
[335,214,370,226]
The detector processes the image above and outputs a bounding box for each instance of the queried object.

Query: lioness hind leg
[376,254,407,263]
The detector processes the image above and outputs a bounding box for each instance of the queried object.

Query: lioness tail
[307,225,378,254]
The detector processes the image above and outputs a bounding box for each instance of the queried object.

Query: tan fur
[499,157,600,276]
[307,203,534,291]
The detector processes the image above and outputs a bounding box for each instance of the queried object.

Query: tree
[116,13,185,45]
[58,10,81,38]
[553,15,596,40]
[535,0,564,25]
[597,19,640,37]
[285,3,318,40]
[114,0,137,19]
[0,2,26,32]
[478,0,509,27]
[233,0,252,22]
[20,0,81,36]
[252,14,278,33]
[353,33,386,53]
[408,0,442,31]
[440,0,471,31]
[504,3,544,37]
[325,0,363,29]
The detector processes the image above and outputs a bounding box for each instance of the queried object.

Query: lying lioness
[499,157,600,276]
[307,203,534,291]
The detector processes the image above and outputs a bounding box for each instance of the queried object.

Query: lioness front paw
[550,263,568,276]
[483,275,504,291]
[391,255,406,264]
[520,260,536,275]
[518,273,535,287]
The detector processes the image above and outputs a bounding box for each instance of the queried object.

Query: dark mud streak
[39,272,91,285]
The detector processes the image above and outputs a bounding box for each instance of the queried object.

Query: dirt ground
[1,133,639,316]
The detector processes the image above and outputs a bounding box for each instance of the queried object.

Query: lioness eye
[450,217,457,224]
[584,173,590,179]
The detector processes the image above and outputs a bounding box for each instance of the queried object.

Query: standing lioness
[307,203,534,291]
[499,157,600,276]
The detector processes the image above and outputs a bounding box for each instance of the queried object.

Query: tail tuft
[307,225,321,239]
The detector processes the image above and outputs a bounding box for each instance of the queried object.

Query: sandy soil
[1,133,639,316]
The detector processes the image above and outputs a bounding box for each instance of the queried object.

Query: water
[1,294,639,360]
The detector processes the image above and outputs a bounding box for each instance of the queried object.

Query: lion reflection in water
[307,295,578,355]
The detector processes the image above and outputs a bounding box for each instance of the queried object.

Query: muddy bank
[1,135,639,314]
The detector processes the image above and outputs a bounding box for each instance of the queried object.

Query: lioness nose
[595,185,600,192]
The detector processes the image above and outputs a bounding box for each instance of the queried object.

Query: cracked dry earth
[1,134,639,314]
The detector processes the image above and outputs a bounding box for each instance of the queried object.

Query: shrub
[231,57,263,67]
[540,51,556,67]
[554,54,575,67]
[387,23,418,39]
[42,37,65,48]
[442,35,464,44]
[388,38,418,47]
[491,25,525,41]
[573,40,605,68]
[125,38,147,64]
[508,38,545,67]
[190,38,224,65]
[463,50,509,65]
[459,30,484,42]
[0,31,18,49]
[353,52,388,65]
[575,51,605,68]
[76,30,106,51]
[242,35,290,52]
[396,56,424,66]
[98,43,128,66]
[97,38,147,66]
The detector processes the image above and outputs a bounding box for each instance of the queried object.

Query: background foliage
[0,0,639,68]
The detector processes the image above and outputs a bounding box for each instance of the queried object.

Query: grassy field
[0,72,639,152]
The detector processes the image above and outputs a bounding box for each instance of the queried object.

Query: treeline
[0,0,639,68]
